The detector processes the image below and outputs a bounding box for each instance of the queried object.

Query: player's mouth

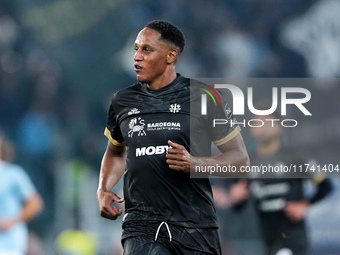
[134,64,142,72]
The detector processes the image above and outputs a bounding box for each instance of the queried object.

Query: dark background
[0,0,339,254]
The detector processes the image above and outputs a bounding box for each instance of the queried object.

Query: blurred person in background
[227,107,333,255]
[97,20,249,254]
[0,130,44,255]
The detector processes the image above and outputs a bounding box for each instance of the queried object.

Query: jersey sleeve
[15,166,36,202]
[104,97,125,146]
[211,88,241,146]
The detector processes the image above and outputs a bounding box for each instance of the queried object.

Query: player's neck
[257,138,281,158]
[147,69,177,90]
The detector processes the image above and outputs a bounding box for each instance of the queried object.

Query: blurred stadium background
[0,0,339,254]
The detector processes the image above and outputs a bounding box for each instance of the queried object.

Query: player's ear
[167,49,179,64]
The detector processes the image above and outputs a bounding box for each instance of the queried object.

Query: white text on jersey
[136,145,170,157]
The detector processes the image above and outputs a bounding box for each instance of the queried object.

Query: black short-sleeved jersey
[105,74,240,228]
[249,149,308,214]
[248,149,313,253]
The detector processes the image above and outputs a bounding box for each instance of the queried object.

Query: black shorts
[265,227,308,255]
[262,216,308,255]
[122,221,221,255]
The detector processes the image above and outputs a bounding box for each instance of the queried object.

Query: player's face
[134,28,173,86]
[250,114,282,143]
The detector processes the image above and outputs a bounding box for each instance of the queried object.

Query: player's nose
[134,49,143,61]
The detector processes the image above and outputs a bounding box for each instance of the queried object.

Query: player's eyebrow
[135,43,153,48]
[134,38,168,50]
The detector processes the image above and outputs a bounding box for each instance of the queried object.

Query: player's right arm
[97,141,126,220]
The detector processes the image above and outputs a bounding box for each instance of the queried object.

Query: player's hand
[230,180,249,204]
[212,186,231,209]
[166,140,192,173]
[0,218,17,232]
[97,188,124,220]
[284,201,309,222]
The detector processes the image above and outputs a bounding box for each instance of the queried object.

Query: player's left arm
[0,193,43,232]
[19,192,44,223]
[166,132,250,176]
[285,178,333,222]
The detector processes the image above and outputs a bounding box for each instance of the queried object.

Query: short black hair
[145,20,185,53]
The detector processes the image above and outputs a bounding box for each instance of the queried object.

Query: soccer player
[231,109,333,255]
[96,20,249,254]
[0,130,44,255]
